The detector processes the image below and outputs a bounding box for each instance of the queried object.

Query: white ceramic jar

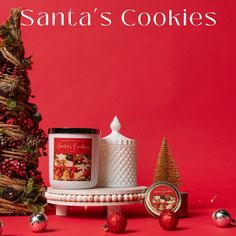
[98,116,137,187]
[48,128,100,189]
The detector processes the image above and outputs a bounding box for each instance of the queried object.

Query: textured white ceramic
[98,116,137,187]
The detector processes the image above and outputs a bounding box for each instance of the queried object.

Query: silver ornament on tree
[29,213,48,232]
[212,209,236,227]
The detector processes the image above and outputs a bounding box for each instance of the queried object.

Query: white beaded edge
[45,191,146,203]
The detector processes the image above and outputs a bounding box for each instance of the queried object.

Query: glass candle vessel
[48,128,100,189]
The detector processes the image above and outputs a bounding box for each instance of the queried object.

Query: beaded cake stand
[45,186,147,216]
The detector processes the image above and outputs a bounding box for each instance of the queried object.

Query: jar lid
[144,182,182,217]
[48,128,100,134]
[101,116,135,145]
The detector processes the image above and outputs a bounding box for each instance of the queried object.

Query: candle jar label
[145,182,182,217]
[53,138,92,181]
[149,185,178,212]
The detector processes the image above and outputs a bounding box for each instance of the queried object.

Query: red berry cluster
[4,112,47,148]
[8,139,18,147]
[0,63,7,75]
[29,169,43,183]
[0,63,18,76]
[0,158,26,178]
[15,112,35,130]
[4,113,35,131]
[12,66,18,76]
[6,118,16,125]
[0,157,44,183]
[36,129,48,149]
[0,114,6,122]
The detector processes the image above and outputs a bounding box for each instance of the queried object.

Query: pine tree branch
[9,8,25,60]
[0,47,22,67]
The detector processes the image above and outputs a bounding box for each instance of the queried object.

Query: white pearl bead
[99,195,105,202]
[76,195,82,202]
[87,195,94,202]
[112,195,118,202]
[61,195,66,201]
[70,195,76,202]
[123,194,129,201]
[82,195,87,202]
[94,195,100,202]
[106,195,112,202]
[117,194,123,201]
[137,193,141,200]
[129,194,133,201]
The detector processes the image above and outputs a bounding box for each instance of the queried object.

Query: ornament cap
[101,116,135,145]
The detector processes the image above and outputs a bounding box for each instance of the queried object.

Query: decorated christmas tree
[153,138,181,188]
[0,9,47,215]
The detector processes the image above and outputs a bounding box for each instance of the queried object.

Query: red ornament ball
[159,210,179,230]
[104,212,127,233]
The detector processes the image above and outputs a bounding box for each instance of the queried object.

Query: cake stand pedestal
[45,186,147,216]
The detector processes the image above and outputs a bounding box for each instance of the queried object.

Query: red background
[1,0,236,210]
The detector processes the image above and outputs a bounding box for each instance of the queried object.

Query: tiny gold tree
[153,138,181,188]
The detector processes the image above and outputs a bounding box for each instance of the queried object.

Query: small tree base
[178,192,188,218]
